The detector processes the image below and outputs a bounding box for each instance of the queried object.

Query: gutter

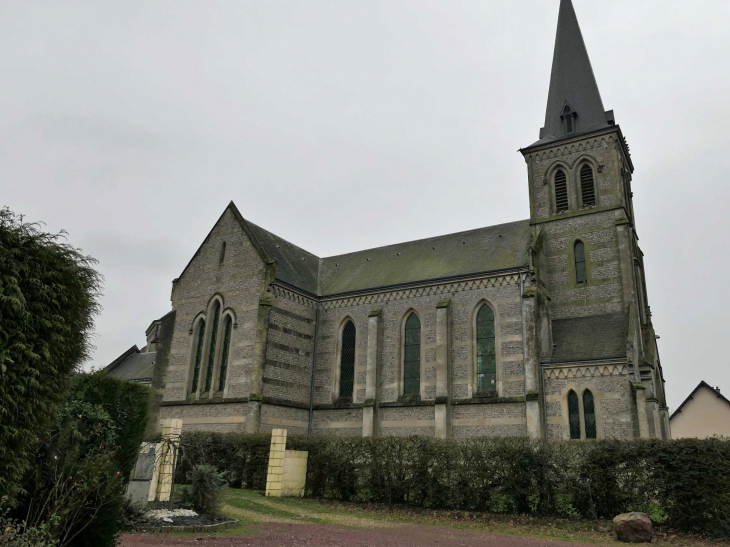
[307,305,320,434]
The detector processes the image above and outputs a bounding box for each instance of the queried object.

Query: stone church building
[108,0,670,441]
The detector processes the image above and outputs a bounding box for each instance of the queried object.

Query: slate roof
[551,313,627,363]
[223,203,531,297]
[245,219,320,295]
[531,0,614,148]
[318,220,531,296]
[105,346,156,383]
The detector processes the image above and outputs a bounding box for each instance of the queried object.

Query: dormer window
[561,103,576,134]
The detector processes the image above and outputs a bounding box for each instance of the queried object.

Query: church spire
[539,0,614,143]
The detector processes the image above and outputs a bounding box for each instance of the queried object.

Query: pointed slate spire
[539,0,613,143]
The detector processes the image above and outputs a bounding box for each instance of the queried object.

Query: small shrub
[0,514,58,547]
[191,465,227,517]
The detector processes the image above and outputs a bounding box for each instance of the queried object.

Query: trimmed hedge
[178,433,730,537]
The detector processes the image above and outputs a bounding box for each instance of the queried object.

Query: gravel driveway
[120,522,613,547]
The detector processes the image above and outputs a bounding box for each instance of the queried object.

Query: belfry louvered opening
[554,169,568,212]
[580,164,596,207]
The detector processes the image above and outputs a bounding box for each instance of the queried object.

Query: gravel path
[120,522,612,547]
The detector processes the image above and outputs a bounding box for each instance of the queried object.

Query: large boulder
[613,512,653,543]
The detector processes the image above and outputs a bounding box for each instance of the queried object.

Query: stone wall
[160,208,266,424]
[311,408,362,436]
[543,365,634,440]
[159,402,247,433]
[264,286,317,405]
[451,402,527,438]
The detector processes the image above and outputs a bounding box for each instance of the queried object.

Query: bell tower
[521,0,670,438]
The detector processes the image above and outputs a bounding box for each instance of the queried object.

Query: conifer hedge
[0,208,102,502]
[178,433,730,537]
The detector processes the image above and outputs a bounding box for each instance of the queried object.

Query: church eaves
[534,0,615,147]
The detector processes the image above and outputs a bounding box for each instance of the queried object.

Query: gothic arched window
[568,390,581,439]
[584,390,597,439]
[404,314,421,396]
[554,169,568,213]
[580,164,596,207]
[339,321,356,399]
[204,301,221,392]
[574,241,587,284]
[191,319,206,393]
[476,305,497,393]
[218,315,233,392]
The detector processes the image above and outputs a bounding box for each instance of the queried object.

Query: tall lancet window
[403,314,421,396]
[568,390,581,440]
[476,305,497,393]
[218,316,233,392]
[191,319,206,393]
[584,390,597,439]
[339,321,356,399]
[580,164,596,207]
[204,301,221,392]
[554,169,569,213]
[574,241,587,284]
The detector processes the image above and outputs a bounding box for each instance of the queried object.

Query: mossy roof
[227,202,531,296]
[317,220,531,295]
[551,313,627,363]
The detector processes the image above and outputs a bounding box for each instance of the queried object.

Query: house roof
[551,313,627,363]
[533,0,613,147]
[105,346,156,383]
[670,381,730,420]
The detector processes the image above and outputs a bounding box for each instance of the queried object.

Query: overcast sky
[2,0,729,411]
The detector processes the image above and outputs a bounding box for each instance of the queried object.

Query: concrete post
[363,308,381,437]
[248,296,272,433]
[521,287,543,439]
[155,418,182,502]
[434,299,450,439]
[633,383,650,439]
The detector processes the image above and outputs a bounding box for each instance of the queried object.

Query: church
[107,0,670,441]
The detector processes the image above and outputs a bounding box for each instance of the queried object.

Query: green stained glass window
[339,321,356,399]
[218,316,233,392]
[404,314,421,396]
[191,319,205,393]
[574,241,587,284]
[204,302,221,392]
[584,390,596,439]
[476,305,496,393]
[568,390,581,439]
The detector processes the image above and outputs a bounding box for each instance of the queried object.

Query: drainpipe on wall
[307,305,320,435]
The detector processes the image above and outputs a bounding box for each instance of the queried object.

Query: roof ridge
[321,219,530,260]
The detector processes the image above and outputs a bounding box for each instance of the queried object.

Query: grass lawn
[156,488,725,546]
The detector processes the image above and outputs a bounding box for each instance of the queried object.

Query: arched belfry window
[554,169,568,213]
[191,319,206,393]
[574,241,587,284]
[218,315,233,392]
[580,164,596,207]
[476,305,496,393]
[403,314,421,396]
[568,390,581,439]
[584,390,597,439]
[204,301,221,392]
[339,321,356,399]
